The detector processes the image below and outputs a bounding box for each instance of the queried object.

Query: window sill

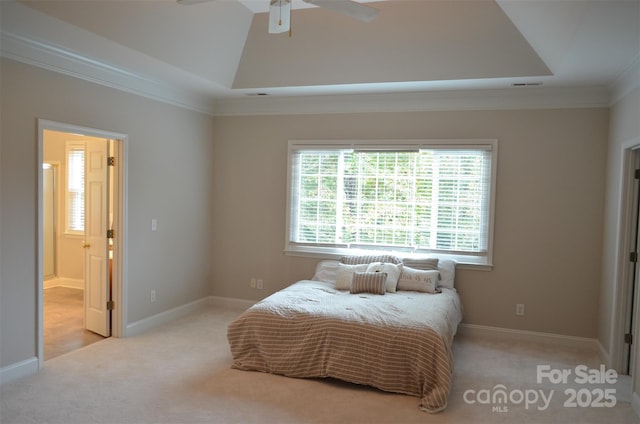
[283,246,493,271]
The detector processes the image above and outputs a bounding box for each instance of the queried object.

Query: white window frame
[285,139,498,269]
[65,140,85,237]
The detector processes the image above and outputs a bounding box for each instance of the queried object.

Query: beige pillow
[397,267,440,293]
[401,257,439,270]
[350,272,387,295]
[334,263,368,290]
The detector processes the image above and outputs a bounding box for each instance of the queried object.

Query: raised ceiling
[234,1,550,89]
[1,0,639,115]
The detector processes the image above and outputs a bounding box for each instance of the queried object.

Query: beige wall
[0,55,613,375]
[0,58,215,368]
[212,108,609,338]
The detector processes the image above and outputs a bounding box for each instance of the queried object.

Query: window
[66,141,85,235]
[286,140,497,266]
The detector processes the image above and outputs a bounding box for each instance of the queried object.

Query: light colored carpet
[1,304,639,424]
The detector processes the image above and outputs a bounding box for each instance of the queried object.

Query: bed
[227,255,463,413]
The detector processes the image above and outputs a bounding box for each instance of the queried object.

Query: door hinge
[635,169,640,179]
[625,333,633,344]
[631,252,638,263]
[107,300,115,310]
[107,229,115,239]
[107,156,115,167]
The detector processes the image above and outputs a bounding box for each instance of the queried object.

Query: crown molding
[0,31,215,116]
[1,29,612,118]
[212,86,611,116]
[610,54,640,106]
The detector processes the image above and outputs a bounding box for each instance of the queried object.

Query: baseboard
[633,390,640,418]
[208,296,255,310]
[0,357,38,385]
[457,323,598,352]
[203,301,600,353]
[124,297,210,338]
[43,278,60,289]
[43,277,83,290]
[597,339,612,369]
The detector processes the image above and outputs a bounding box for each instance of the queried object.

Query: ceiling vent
[511,82,543,87]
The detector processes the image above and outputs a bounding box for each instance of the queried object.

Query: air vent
[511,82,543,87]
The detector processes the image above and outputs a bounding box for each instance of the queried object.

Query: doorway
[622,149,640,375]
[614,144,640,377]
[42,131,111,359]
[37,120,127,368]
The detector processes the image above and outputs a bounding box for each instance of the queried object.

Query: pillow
[311,260,340,284]
[340,254,402,265]
[334,263,368,290]
[397,267,440,293]
[437,259,456,288]
[350,272,387,295]
[401,257,439,271]
[365,262,403,293]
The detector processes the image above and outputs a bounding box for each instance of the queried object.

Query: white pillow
[437,259,456,288]
[365,262,403,293]
[312,260,340,284]
[334,263,368,290]
[397,267,440,293]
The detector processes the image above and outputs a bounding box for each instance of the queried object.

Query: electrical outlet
[150,289,157,302]
[257,279,264,290]
[250,278,256,288]
[515,303,525,316]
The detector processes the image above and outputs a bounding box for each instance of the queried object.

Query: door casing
[37,119,128,368]
[613,139,640,377]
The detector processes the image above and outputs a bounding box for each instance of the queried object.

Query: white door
[84,139,111,337]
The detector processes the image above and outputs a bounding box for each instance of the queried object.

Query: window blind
[288,142,495,260]
[67,146,85,233]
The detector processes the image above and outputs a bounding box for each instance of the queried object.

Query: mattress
[227,279,463,413]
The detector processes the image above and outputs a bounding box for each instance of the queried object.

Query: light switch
[151,219,157,232]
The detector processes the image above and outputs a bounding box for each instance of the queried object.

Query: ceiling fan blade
[302,0,379,22]
[269,0,292,34]
[177,0,216,5]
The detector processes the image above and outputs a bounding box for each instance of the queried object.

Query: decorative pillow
[340,254,402,265]
[365,262,403,293]
[350,272,387,295]
[334,263,368,290]
[397,267,440,293]
[311,260,340,284]
[437,259,456,288]
[401,257,439,271]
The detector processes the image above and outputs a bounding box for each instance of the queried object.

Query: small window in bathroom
[65,141,85,235]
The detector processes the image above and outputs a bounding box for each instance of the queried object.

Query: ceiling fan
[177,0,380,34]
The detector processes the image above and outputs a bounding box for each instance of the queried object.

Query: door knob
[83,243,91,249]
